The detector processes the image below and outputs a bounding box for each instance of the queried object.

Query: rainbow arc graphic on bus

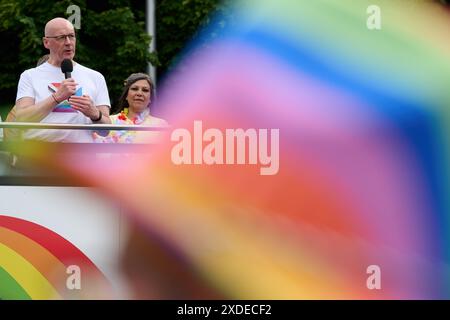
[0,215,109,300]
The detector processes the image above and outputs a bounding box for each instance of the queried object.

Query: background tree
[156,0,233,77]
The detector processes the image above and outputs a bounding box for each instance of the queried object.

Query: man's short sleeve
[0,115,3,141]
[16,70,34,102]
[94,73,111,108]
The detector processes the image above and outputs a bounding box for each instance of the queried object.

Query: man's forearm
[15,96,58,122]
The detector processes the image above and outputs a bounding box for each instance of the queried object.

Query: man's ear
[43,37,49,49]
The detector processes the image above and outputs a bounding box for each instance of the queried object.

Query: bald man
[15,17,111,142]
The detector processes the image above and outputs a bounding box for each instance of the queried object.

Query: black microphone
[61,59,73,79]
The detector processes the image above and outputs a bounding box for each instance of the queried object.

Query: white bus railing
[0,122,169,185]
[0,122,169,131]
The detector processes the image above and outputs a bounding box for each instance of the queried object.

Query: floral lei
[99,108,150,143]
[117,108,148,125]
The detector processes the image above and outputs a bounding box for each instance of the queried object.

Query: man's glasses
[45,34,76,42]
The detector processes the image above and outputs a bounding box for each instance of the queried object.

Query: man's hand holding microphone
[54,59,103,122]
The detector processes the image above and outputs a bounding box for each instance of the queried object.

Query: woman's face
[126,79,152,114]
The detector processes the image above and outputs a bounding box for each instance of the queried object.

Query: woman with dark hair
[93,73,167,143]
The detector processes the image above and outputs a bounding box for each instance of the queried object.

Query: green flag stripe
[0,266,31,300]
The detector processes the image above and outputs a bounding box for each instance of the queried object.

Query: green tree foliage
[156,0,233,77]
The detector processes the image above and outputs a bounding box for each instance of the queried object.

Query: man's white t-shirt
[16,62,111,143]
[0,115,3,141]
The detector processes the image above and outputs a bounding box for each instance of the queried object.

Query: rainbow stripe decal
[0,215,110,300]
[49,83,82,113]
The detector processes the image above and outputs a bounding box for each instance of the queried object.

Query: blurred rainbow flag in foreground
[5,0,450,299]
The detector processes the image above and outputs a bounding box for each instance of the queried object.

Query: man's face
[43,22,76,65]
